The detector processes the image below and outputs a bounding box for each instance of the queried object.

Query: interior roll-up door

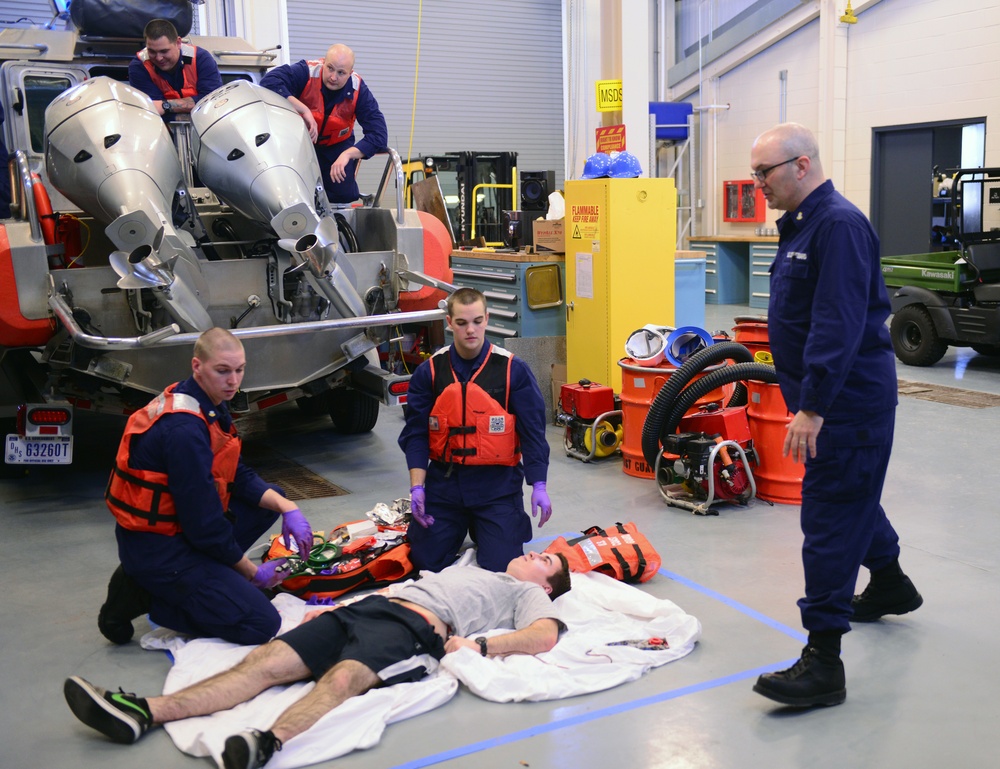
[285,0,565,195]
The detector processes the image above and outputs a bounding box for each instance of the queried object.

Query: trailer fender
[889,286,958,339]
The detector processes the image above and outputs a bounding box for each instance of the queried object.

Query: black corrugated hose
[661,362,779,437]
[640,342,755,468]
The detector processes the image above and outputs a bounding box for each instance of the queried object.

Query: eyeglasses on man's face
[750,156,801,183]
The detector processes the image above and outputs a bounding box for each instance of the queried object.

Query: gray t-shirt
[391,564,562,638]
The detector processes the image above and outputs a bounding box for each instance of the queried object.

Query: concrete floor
[3,302,999,768]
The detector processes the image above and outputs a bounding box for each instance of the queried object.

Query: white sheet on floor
[143,571,700,769]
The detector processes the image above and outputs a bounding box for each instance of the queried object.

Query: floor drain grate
[243,449,349,501]
[898,380,1000,409]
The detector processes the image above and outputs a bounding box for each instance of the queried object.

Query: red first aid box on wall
[560,381,615,420]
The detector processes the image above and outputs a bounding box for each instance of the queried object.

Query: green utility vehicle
[881,168,1000,366]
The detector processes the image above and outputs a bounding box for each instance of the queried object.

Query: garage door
[285,0,565,194]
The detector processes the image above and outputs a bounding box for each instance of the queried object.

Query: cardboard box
[532,219,565,253]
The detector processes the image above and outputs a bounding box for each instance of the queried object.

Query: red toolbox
[560,380,615,420]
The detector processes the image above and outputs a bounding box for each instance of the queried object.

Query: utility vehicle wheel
[890,305,948,366]
[328,389,380,434]
[971,344,1000,357]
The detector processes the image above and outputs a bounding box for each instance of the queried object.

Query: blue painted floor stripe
[659,567,807,643]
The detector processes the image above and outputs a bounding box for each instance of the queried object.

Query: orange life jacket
[136,43,199,100]
[428,346,520,466]
[545,522,661,583]
[105,384,241,535]
[299,63,361,147]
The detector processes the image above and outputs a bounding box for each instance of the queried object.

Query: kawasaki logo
[920,269,951,279]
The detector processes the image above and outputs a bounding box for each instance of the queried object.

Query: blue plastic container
[649,102,694,141]
[674,256,706,329]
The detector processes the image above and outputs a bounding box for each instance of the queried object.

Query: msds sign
[595,79,623,113]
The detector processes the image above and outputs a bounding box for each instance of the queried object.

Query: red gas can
[560,380,615,420]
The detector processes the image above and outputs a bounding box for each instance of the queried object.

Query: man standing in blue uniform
[399,288,552,572]
[128,19,222,120]
[260,44,388,204]
[749,123,922,708]
[98,328,313,646]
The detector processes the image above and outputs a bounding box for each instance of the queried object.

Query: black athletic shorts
[278,595,446,685]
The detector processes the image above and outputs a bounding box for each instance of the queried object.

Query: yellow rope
[406,0,424,166]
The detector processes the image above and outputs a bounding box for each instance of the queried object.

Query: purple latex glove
[251,558,289,589]
[281,508,313,557]
[410,485,435,528]
[305,595,338,606]
[531,481,552,527]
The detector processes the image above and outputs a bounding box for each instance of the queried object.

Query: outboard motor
[190,80,365,318]
[44,76,212,331]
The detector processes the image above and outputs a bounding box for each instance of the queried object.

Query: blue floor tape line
[392,658,800,769]
[659,567,808,643]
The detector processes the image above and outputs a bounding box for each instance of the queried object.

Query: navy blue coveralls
[399,342,550,572]
[115,376,282,644]
[259,59,388,204]
[768,179,902,636]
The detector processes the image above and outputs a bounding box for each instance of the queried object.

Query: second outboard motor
[190,80,365,318]
[44,76,212,331]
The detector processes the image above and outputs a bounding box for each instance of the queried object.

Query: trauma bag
[544,521,661,583]
[265,520,414,601]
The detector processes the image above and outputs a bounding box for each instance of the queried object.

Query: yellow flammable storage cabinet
[564,177,676,392]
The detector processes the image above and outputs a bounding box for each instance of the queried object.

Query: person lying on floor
[64,552,571,769]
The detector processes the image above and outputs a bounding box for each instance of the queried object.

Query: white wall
[686,0,1000,236]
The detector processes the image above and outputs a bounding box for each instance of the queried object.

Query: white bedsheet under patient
[141,569,701,769]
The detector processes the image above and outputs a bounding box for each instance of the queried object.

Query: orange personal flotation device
[545,522,661,583]
[137,43,199,100]
[299,64,361,147]
[428,345,520,466]
[105,384,240,534]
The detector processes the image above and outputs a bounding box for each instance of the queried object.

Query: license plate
[5,434,74,465]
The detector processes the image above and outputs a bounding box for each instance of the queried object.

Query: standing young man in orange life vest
[259,43,388,204]
[399,288,553,573]
[98,328,314,647]
[128,18,222,120]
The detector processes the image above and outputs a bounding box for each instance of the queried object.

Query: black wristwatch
[475,636,488,656]
[162,100,173,113]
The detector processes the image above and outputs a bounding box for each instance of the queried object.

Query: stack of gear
[264,501,413,600]
[640,342,780,515]
[555,379,623,462]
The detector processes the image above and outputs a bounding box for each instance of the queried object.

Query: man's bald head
[321,44,355,91]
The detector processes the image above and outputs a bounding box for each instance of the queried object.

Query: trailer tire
[328,389,380,434]
[295,393,331,417]
[890,305,948,366]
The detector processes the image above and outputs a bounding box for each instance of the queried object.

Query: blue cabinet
[687,240,749,304]
[749,243,778,309]
[449,253,566,345]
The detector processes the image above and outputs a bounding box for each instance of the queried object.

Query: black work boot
[753,634,846,707]
[851,559,923,622]
[97,565,152,645]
